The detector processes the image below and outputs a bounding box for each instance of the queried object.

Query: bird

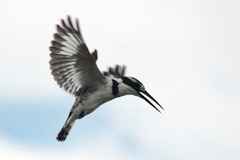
[49,16,164,141]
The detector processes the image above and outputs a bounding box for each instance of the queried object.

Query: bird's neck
[111,78,136,97]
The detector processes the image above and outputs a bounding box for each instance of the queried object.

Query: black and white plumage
[50,16,163,141]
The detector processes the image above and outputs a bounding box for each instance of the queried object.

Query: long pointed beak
[138,91,164,113]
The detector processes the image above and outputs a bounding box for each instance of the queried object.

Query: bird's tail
[56,128,68,141]
[56,112,76,141]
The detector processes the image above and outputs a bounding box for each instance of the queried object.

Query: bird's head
[122,77,164,113]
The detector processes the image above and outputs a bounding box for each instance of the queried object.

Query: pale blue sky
[0,0,240,159]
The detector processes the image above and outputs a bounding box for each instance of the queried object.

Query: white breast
[81,82,114,115]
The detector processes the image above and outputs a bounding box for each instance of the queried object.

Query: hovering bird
[49,16,163,141]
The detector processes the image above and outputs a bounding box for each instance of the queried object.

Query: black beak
[138,91,164,113]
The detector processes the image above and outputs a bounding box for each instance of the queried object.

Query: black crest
[103,65,126,78]
[122,77,141,91]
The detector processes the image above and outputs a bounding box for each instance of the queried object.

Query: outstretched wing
[50,16,106,95]
[103,65,126,78]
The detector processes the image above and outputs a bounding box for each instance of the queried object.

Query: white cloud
[0,133,135,160]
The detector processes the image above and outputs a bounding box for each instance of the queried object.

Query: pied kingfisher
[49,16,163,141]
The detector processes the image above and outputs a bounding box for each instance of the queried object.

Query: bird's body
[50,16,163,141]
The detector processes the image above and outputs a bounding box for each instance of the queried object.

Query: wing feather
[50,16,106,95]
[103,65,126,78]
